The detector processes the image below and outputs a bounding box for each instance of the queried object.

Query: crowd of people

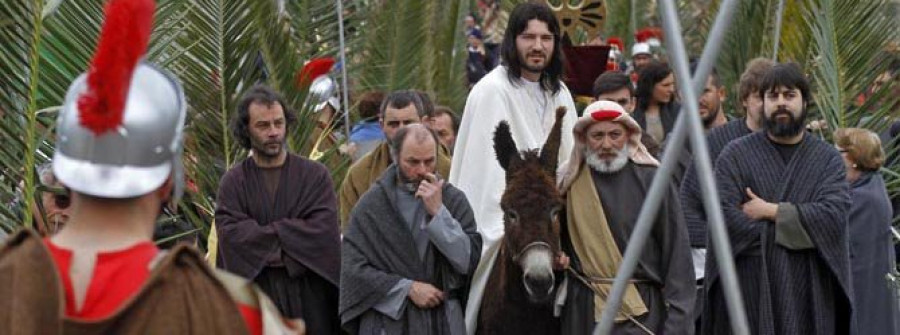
[2,1,900,334]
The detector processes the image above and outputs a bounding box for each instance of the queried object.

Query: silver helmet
[53,63,187,201]
[306,75,340,113]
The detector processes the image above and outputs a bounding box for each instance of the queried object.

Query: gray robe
[704,132,852,334]
[681,118,753,248]
[849,172,898,335]
[340,165,482,335]
[561,162,696,335]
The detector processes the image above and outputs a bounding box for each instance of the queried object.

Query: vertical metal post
[592,0,750,334]
[772,0,785,60]
[336,0,351,139]
[631,0,638,46]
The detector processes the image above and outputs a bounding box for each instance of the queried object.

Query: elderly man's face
[585,121,628,159]
[398,133,437,187]
[584,121,631,173]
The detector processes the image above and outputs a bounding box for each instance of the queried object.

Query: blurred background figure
[633,62,678,144]
[467,29,492,88]
[22,162,71,236]
[478,0,506,69]
[834,127,899,335]
[348,91,386,162]
[430,106,459,154]
[464,12,481,37]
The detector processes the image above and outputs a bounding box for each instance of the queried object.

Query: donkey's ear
[494,121,519,172]
[539,107,567,177]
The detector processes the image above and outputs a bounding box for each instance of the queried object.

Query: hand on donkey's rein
[554,251,570,271]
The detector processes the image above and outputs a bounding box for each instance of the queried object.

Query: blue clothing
[350,121,384,143]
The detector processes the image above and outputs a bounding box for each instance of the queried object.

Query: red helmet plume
[607,37,624,52]
[77,0,156,135]
[295,57,336,88]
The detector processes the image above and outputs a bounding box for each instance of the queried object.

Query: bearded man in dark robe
[557,101,695,334]
[216,85,342,334]
[703,63,853,334]
[340,124,481,335]
[679,57,774,328]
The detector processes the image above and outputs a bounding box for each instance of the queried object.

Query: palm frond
[802,0,899,130]
[426,0,470,112]
[714,0,779,116]
[0,0,53,231]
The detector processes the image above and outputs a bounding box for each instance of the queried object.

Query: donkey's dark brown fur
[477,107,567,335]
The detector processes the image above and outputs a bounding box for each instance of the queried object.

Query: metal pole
[336,0,351,139]
[631,0,638,46]
[593,0,750,333]
[772,0,785,60]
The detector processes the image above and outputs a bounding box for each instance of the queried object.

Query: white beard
[585,144,630,174]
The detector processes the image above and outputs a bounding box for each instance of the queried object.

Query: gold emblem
[546,0,607,42]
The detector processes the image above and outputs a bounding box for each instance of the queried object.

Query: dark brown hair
[231,84,296,149]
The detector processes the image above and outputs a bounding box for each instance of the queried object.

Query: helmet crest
[77,0,156,135]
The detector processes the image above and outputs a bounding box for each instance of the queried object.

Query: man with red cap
[557,101,695,334]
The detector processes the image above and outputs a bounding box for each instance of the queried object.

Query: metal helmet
[632,42,652,57]
[297,57,340,115]
[305,75,340,113]
[53,63,187,201]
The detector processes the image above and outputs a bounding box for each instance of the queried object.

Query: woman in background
[834,127,899,335]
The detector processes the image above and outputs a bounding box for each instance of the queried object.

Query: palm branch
[800,0,898,131]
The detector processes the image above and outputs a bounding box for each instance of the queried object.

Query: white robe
[449,66,577,334]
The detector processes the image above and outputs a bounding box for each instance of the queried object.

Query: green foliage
[801,0,899,130]
[0,0,471,245]
[356,1,470,111]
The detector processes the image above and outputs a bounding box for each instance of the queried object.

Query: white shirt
[450,66,577,334]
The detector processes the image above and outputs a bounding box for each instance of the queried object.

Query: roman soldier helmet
[53,0,187,202]
[297,57,340,113]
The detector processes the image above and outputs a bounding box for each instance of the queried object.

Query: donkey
[477,107,567,335]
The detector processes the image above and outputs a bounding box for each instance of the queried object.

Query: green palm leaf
[0,0,49,231]
[802,0,898,131]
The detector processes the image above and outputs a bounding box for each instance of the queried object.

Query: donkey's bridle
[511,241,553,263]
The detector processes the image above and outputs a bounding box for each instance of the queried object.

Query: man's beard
[397,169,424,193]
[585,144,630,174]
[701,105,720,127]
[520,51,549,74]
[764,106,807,138]
[252,139,284,158]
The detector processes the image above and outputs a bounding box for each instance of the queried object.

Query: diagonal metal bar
[593,0,749,334]
[336,0,351,139]
[772,0,785,60]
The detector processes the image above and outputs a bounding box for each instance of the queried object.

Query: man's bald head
[392,124,440,183]
[391,123,439,158]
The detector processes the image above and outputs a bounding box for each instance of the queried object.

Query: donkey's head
[493,107,566,303]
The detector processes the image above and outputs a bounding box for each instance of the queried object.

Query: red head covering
[295,57,335,88]
[607,37,624,52]
[77,0,156,135]
[559,100,659,191]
